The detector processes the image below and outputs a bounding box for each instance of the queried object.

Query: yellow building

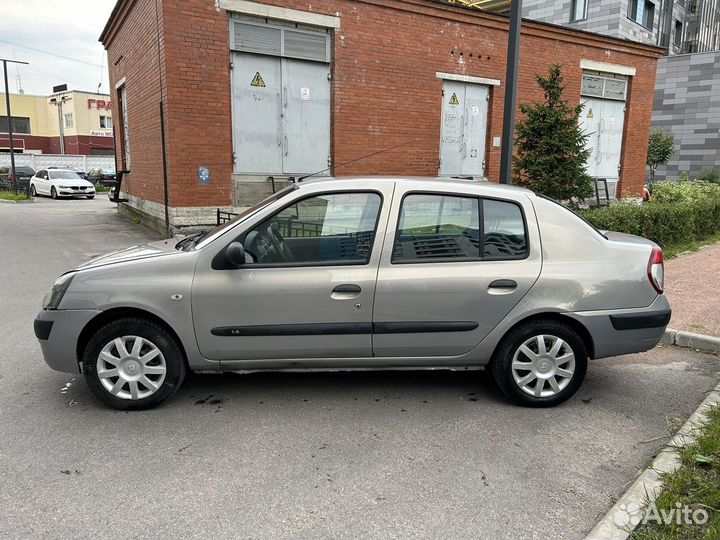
[0,90,114,155]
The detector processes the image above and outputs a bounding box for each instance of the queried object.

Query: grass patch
[662,233,720,260]
[630,404,720,540]
[0,191,29,201]
[93,183,112,193]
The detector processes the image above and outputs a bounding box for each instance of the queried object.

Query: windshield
[179,185,298,251]
[49,170,81,180]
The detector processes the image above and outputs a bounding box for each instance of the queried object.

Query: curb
[662,328,720,353]
[0,198,33,204]
[585,381,720,540]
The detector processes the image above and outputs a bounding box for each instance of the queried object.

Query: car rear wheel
[83,318,187,410]
[491,319,587,407]
[50,186,58,199]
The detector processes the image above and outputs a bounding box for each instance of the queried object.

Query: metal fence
[0,154,115,172]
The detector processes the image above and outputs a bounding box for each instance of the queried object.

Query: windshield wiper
[175,231,207,251]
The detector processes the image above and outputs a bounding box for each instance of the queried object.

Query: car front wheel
[491,319,587,407]
[83,318,187,410]
[50,186,58,199]
[30,184,37,197]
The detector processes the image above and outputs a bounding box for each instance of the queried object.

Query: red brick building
[100,0,663,230]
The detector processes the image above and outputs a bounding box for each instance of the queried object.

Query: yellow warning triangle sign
[587,108,594,119]
[449,92,460,105]
[250,72,266,87]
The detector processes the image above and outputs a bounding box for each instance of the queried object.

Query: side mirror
[226,242,246,268]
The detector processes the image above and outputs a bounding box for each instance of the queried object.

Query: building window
[64,113,73,128]
[118,84,130,169]
[570,0,588,21]
[0,116,31,134]
[99,115,113,129]
[628,0,655,30]
[674,19,683,46]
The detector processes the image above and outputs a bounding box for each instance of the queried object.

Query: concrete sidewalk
[664,241,720,338]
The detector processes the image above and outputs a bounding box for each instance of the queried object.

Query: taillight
[647,246,664,294]
[7,174,14,181]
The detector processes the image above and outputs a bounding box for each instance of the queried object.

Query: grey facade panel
[652,51,720,181]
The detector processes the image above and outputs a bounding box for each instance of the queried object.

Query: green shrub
[696,168,720,184]
[579,182,720,249]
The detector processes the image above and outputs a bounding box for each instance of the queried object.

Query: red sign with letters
[87,99,111,110]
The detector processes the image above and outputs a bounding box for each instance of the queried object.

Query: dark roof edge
[99,0,128,44]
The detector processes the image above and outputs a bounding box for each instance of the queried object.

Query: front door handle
[489,279,517,289]
[331,284,362,300]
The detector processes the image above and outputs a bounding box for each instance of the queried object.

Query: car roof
[299,176,535,197]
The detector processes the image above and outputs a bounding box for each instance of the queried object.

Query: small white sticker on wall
[301,87,311,101]
[472,105,480,116]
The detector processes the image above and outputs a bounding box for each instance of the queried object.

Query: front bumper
[34,309,101,373]
[568,295,672,359]
[58,189,95,196]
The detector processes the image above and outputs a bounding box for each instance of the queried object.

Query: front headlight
[42,272,76,310]
[58,185,69,189]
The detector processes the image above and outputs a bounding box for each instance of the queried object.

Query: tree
[646,130,675,182]
[512,64,593,206]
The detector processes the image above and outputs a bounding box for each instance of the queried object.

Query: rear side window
[483,199,528,258]
[393,194,528,263]
[393,194,480,262]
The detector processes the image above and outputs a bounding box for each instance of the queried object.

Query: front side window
[570,0,588,21]
[244,192,382,266]
[393,194,481,262]
[64,114,73,128]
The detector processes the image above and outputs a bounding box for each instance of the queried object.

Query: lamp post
[499,0,523,184]
[49,94,71,155]
[1,58,29,185]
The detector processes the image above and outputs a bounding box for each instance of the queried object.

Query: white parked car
[30,169,96,199]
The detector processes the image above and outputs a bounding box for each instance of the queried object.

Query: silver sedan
[34,178,670,409]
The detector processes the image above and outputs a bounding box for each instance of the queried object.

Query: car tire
[491,319,587,408]
[30,184,37,197]
[83,317,187,410]
[50,186,58,199]
[86,195,94,199]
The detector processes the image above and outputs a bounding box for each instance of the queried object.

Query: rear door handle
[489,279,517,289]
[333,284,361,294]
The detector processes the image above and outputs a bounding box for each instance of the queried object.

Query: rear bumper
[34,309,102,373]
[568,295,671,359]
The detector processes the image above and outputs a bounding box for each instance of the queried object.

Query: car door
[35,170,48,194]
[191,183,392,364]
[372,187,542,360]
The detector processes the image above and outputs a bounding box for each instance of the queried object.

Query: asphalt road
[0,196,718,540]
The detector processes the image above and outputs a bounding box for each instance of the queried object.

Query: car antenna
[297,140,416,182]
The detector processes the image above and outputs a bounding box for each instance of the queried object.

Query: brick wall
[103,0,662,223]
[103,0,167,208]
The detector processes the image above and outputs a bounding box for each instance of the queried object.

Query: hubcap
[511,334,576,398]
[96,336,166,400]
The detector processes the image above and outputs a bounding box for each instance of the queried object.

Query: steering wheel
[266,225,296,262]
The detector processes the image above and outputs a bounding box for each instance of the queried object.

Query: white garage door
[579,73,628,183]
[439,81,489,178]
[230,19,331,176]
